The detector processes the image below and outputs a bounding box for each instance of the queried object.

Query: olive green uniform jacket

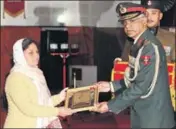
[109,29,175,128]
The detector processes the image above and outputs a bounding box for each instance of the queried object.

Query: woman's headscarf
[13,38,28,66]
[10,38,61,128]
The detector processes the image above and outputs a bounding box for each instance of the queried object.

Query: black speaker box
[41,27,69,54]
[40,27,69,94]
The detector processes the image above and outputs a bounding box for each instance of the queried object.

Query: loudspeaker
[41,27,69,54]
[40,27,69,94]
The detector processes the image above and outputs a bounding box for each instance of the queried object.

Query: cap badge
[147,0,152,5]
[120,4,127,14]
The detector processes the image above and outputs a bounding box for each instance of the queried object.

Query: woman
[4,38,73,128]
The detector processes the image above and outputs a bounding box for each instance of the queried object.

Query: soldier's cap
[116,2,146,21]
[141,0,176,12]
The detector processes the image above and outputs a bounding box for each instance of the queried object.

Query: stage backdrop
[1,1,138,27]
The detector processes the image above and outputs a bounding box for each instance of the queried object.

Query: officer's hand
[94,81,111,92]
[113,58,122,64]
[90,102,109,113]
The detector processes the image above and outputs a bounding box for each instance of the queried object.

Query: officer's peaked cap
[116,2,146,21]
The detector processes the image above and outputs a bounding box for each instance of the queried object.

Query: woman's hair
[22,38,39,51]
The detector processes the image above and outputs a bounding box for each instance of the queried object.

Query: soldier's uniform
[157,28,175,62]
[120,0,176,63]
[108,2,175,128]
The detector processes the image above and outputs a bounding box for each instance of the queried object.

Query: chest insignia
[140,55,151,66]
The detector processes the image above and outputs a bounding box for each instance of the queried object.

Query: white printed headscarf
[11,38,61,128]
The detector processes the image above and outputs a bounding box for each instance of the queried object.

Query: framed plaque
[65,86,99,112]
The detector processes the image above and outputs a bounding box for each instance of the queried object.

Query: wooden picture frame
[65,86,99,112]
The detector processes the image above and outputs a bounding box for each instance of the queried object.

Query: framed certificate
[65,86,99,112]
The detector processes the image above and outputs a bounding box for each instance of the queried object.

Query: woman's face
[23,43,39,67]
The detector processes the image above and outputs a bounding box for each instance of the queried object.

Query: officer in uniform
[92,2,176,128]
[120,0,176,63]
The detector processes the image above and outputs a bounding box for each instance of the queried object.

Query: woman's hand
[58,107,73,118]
[58,87,68,102]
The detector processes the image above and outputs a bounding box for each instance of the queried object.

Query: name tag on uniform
[163,46,171,56]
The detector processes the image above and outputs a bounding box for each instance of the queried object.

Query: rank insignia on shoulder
[140,55,151,65]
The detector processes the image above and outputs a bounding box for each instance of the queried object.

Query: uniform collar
[133,29,147,44]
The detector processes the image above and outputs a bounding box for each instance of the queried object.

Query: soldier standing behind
[120,0,176,63]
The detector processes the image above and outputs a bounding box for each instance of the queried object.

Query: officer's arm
[110,79,127,94]
[107,44,158,113]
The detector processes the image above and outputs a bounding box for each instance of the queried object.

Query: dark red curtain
[0,27,41,127]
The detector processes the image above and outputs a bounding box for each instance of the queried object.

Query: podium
[111,61,176,111]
